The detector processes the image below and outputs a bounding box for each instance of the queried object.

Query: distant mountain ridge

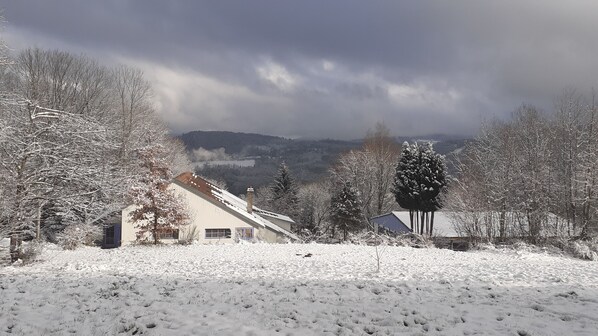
[177,130,470,195]
[179,130,468,154]
[179,130,289,154]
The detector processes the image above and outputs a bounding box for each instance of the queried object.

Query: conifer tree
[268,162,299,219]
[128,144,189,244]
[330,182,363,240]
[393,143,421,212]
[392,142,447,235]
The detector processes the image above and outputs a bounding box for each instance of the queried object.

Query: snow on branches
[393,142,447,235]
[330,181,364,241]
[128,145,190,244]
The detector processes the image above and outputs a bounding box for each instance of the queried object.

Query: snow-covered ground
[1,244,597,335]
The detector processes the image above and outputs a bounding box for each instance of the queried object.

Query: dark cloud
[3,1,598,139]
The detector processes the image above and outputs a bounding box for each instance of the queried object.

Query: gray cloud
[3,1,598,139]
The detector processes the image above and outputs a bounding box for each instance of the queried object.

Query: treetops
[392,142,448,235]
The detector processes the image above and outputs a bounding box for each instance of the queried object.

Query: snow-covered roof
[390,211,569,238]
[391,211,461,237]
[253,208,294,223]
[174,172,298,241]
[370,213,411,234]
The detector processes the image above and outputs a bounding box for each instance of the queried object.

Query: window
[205,228,231,239]
[158,229,179,239]
[236,227,254,240]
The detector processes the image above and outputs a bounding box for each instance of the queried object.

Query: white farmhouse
[107,172,297,247]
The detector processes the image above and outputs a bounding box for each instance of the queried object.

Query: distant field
[1,244,597,335]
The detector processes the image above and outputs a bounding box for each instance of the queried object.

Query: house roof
[375,211,569,238]
[370,213,412,234]
[253,208,294,223]
[174,172,298,240]
[391,211,461,237]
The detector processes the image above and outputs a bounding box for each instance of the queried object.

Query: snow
[209,181,298,240]
[194,159,256,168]
[1,244,597,335]
[392,211,461,237]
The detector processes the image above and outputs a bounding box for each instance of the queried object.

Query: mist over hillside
[178,130,469,196]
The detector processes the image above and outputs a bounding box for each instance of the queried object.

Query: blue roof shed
[370,213,412,235]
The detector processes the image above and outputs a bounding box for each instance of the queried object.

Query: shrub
[58,224,101,250]
[178,226,199,245]
[19,241,44,264]
[349,231,435,248]
[567,240,597,261]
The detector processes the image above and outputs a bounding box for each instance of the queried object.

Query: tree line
[262,98,598,245]
[0,47,189,252]
[259,123,448,241]
[3,43,594,250]
[449,93,598,243]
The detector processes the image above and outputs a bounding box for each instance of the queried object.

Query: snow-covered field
[1,244,597,335]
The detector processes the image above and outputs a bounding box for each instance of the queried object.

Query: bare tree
[297,180,333,238]
[448,95,598,244]
[331,123,400,228]
[364,123,401,216]
[0,47,188,253]
[550,90,598,237]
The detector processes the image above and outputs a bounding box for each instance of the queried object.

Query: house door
[102,224,122,249]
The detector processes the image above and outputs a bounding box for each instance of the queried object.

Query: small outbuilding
[371,211,469,250]
[370,213,412,235]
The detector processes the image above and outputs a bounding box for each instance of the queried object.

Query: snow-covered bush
[396,233,435,248]
[18,241,44,264]
[178,226,199,245]
[469,242,496,251]
[489,238,597,261]
[349,231,434,248]
[57,224,101,250]
[510,240,533,252]
[296,228,332,243]
[567,240,598,261]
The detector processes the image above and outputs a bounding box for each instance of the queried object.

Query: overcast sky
[3,1,598,139]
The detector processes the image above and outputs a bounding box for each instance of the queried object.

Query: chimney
[246,187,254,213]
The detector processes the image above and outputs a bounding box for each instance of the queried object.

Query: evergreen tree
[330,182,363,240]
[393,143,421,212]
[128,144,190,244]
[418,143,448,235]
[268,162,299,220]
[392,142,447,235]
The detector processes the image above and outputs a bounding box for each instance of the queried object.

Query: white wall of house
[121,183,283,245]
[174,183,259,244]
[121,206,138,244]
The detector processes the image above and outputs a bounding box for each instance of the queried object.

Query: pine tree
[269,162,299,220]
[392,142,447,235]
[393,143,420,210]
[330,182,363,240]
[128,144,189,244]
[418,143,448,235]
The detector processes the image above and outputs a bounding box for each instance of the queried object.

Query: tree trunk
[36,202,42,241]
[430,211,435,236]
[9,235,21,263]
[499,204,506,241]
[425,211,430,236]
[153,213,159,245]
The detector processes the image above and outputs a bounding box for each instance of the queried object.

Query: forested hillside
[178,130,468,195]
